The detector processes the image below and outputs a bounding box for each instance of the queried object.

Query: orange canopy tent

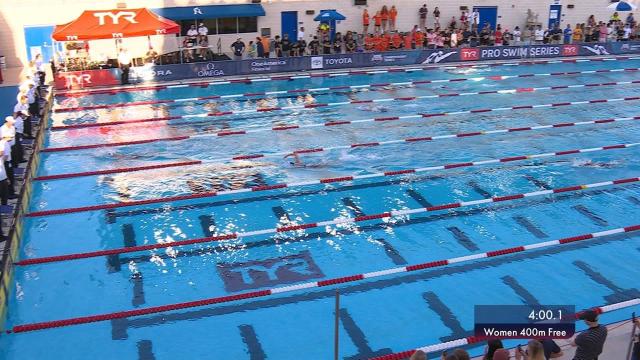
[52,8,180,41]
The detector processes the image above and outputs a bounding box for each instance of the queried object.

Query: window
[238,17,258,33]
[218,17,238,34]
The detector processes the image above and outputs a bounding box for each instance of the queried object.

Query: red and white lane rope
[54,55,638,98]
[45,77,640,147]
[9,224,640,333]
[52,68,640,113]
[28,142,640,216]
[49,90,640,133]
[369,298,640,360]
[18,176,640,262]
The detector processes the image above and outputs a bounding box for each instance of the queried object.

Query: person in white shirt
[0,118,16,197]
[297,27,305,42]
[11,111,25,165]
[14,95,31,138]
[117,48,132,85]
[512,26,522,45]
[624,24,632,40]
[0,142,8,210]
[34,54,46,85]
[534,25,544,44]
[471,10,480,29]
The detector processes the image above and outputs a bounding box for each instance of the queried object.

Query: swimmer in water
[357,104,389,112]
[304,94,316,105]
[283,153,326,168]
[257,98,270,109]
[573,159,620,168]
[204,101,219,113]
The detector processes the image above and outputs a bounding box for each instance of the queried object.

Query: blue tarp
[152,4,265,21]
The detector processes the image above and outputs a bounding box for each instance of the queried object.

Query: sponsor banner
[610,41,640,54]
[54,69,119,89]
[56,41,640,88]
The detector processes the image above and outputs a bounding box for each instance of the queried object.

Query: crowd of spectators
[178,6,640,62]
[0,55,44,237]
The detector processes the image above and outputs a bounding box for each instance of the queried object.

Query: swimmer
[283,152,326,168]
[572,159,620,168]
[357,104,389,113]
[304,94,316,105]
[256,98,269,109]
[204,101,219,113]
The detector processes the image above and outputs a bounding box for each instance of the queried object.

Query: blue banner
[115,41,640,85]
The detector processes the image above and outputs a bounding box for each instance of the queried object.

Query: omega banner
[55,42,640,89]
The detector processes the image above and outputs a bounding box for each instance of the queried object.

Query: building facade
[0,0,631,68]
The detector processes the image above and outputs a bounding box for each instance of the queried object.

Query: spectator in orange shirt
[365,33,376,51]
[381,6,389,32]
[261,36,271,58]
[389,6,398,31]
[391,32,402,49]
[403,32,413,49]
[363,9,370,34]
[373,11,383,33]
[414,29,425,48]
[382,32,391,51]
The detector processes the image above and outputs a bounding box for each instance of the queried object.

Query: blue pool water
[2,58,640,359]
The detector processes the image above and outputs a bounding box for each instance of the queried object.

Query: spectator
[309,36,320,55]
[571,309,607,360]
[230,38,245,60]
[573,24,583,43]
[433,7,441,28]
[373,11,383,33]
[298,37,307,55]
[534,25,544,44]
[449,16,457,30]
[419,4,428,30]
[415,29,425,48]
[453,349,470,360]
[611,11,621,22]
[513,26,522,45]
[391,31,402,49]
[588,15,596,27]
[197,23,208,55]
[345,34,356,52]
[515,340,547,360]
[261,36,270,58]
[624,24,632,41]
[564,24,573,44]
[494,25,503,46]
[363,9,370,34]
[281,34,292,56]
[248,40,257,58]
[117,48,131,85]
[333,32,343,53]
[450,29,458,48]
[410,350,427,360]
[471,9,480,30]
[256,36,265,58]
[273,35,282,57]
[381,5,389,32]
[484,339,504,360]
[297,26,305,42]
[197,32,209,59]
[460,11,468,28]
[0,136,9,210]
[599,22,608,42]
[627,13,636,27]
[365,33,375,51]
[322,35,332,54]
[492,349,510,360]
[145,47,158,64]
[389,5,398,31]
[403,31,413,49]
[480,23,492,46]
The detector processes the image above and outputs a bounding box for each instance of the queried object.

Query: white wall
[0,0,634,68]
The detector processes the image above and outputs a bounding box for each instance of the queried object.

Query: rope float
[8,225,640,333]
[52,69,640,114]
[17,176,640,263]
[44,79,640,151]
[54,55,636,98]
[27,142,640,216]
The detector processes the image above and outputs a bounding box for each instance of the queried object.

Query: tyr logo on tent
[93,11,138,26]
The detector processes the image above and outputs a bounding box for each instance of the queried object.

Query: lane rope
[52,68,640,114]
[54,55,636,98]
[44,78,640,150]
[369,298,640,360]
[18,176,640,262]
[9,224,640,333]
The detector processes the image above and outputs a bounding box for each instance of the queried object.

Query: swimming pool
[2,56,640,359]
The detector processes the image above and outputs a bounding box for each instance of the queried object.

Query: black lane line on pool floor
[137,340,156,360]
[627,196,640,205]
[572,205,609,227]
[422,291,474,342]
[114,185,640,266]
[107,224,137,273]
[111,232,637,339]
[199,215,216,237]
[271,206,291,222]
[501,275,541,305]
[512,216,549,239]
[446,227,480,252]
[573,261,640,303]
[523,175,553,190]
[405,189,433,207]
[132,276,145,307]
[340,308,393,360]
[239,324,267,360]
[467,180,493,199]
[340,197,408,265]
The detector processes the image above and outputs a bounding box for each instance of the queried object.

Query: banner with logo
[55,41,640,89]
[54,69,120,89]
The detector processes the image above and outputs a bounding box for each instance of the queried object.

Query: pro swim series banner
[55,42,639,89]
